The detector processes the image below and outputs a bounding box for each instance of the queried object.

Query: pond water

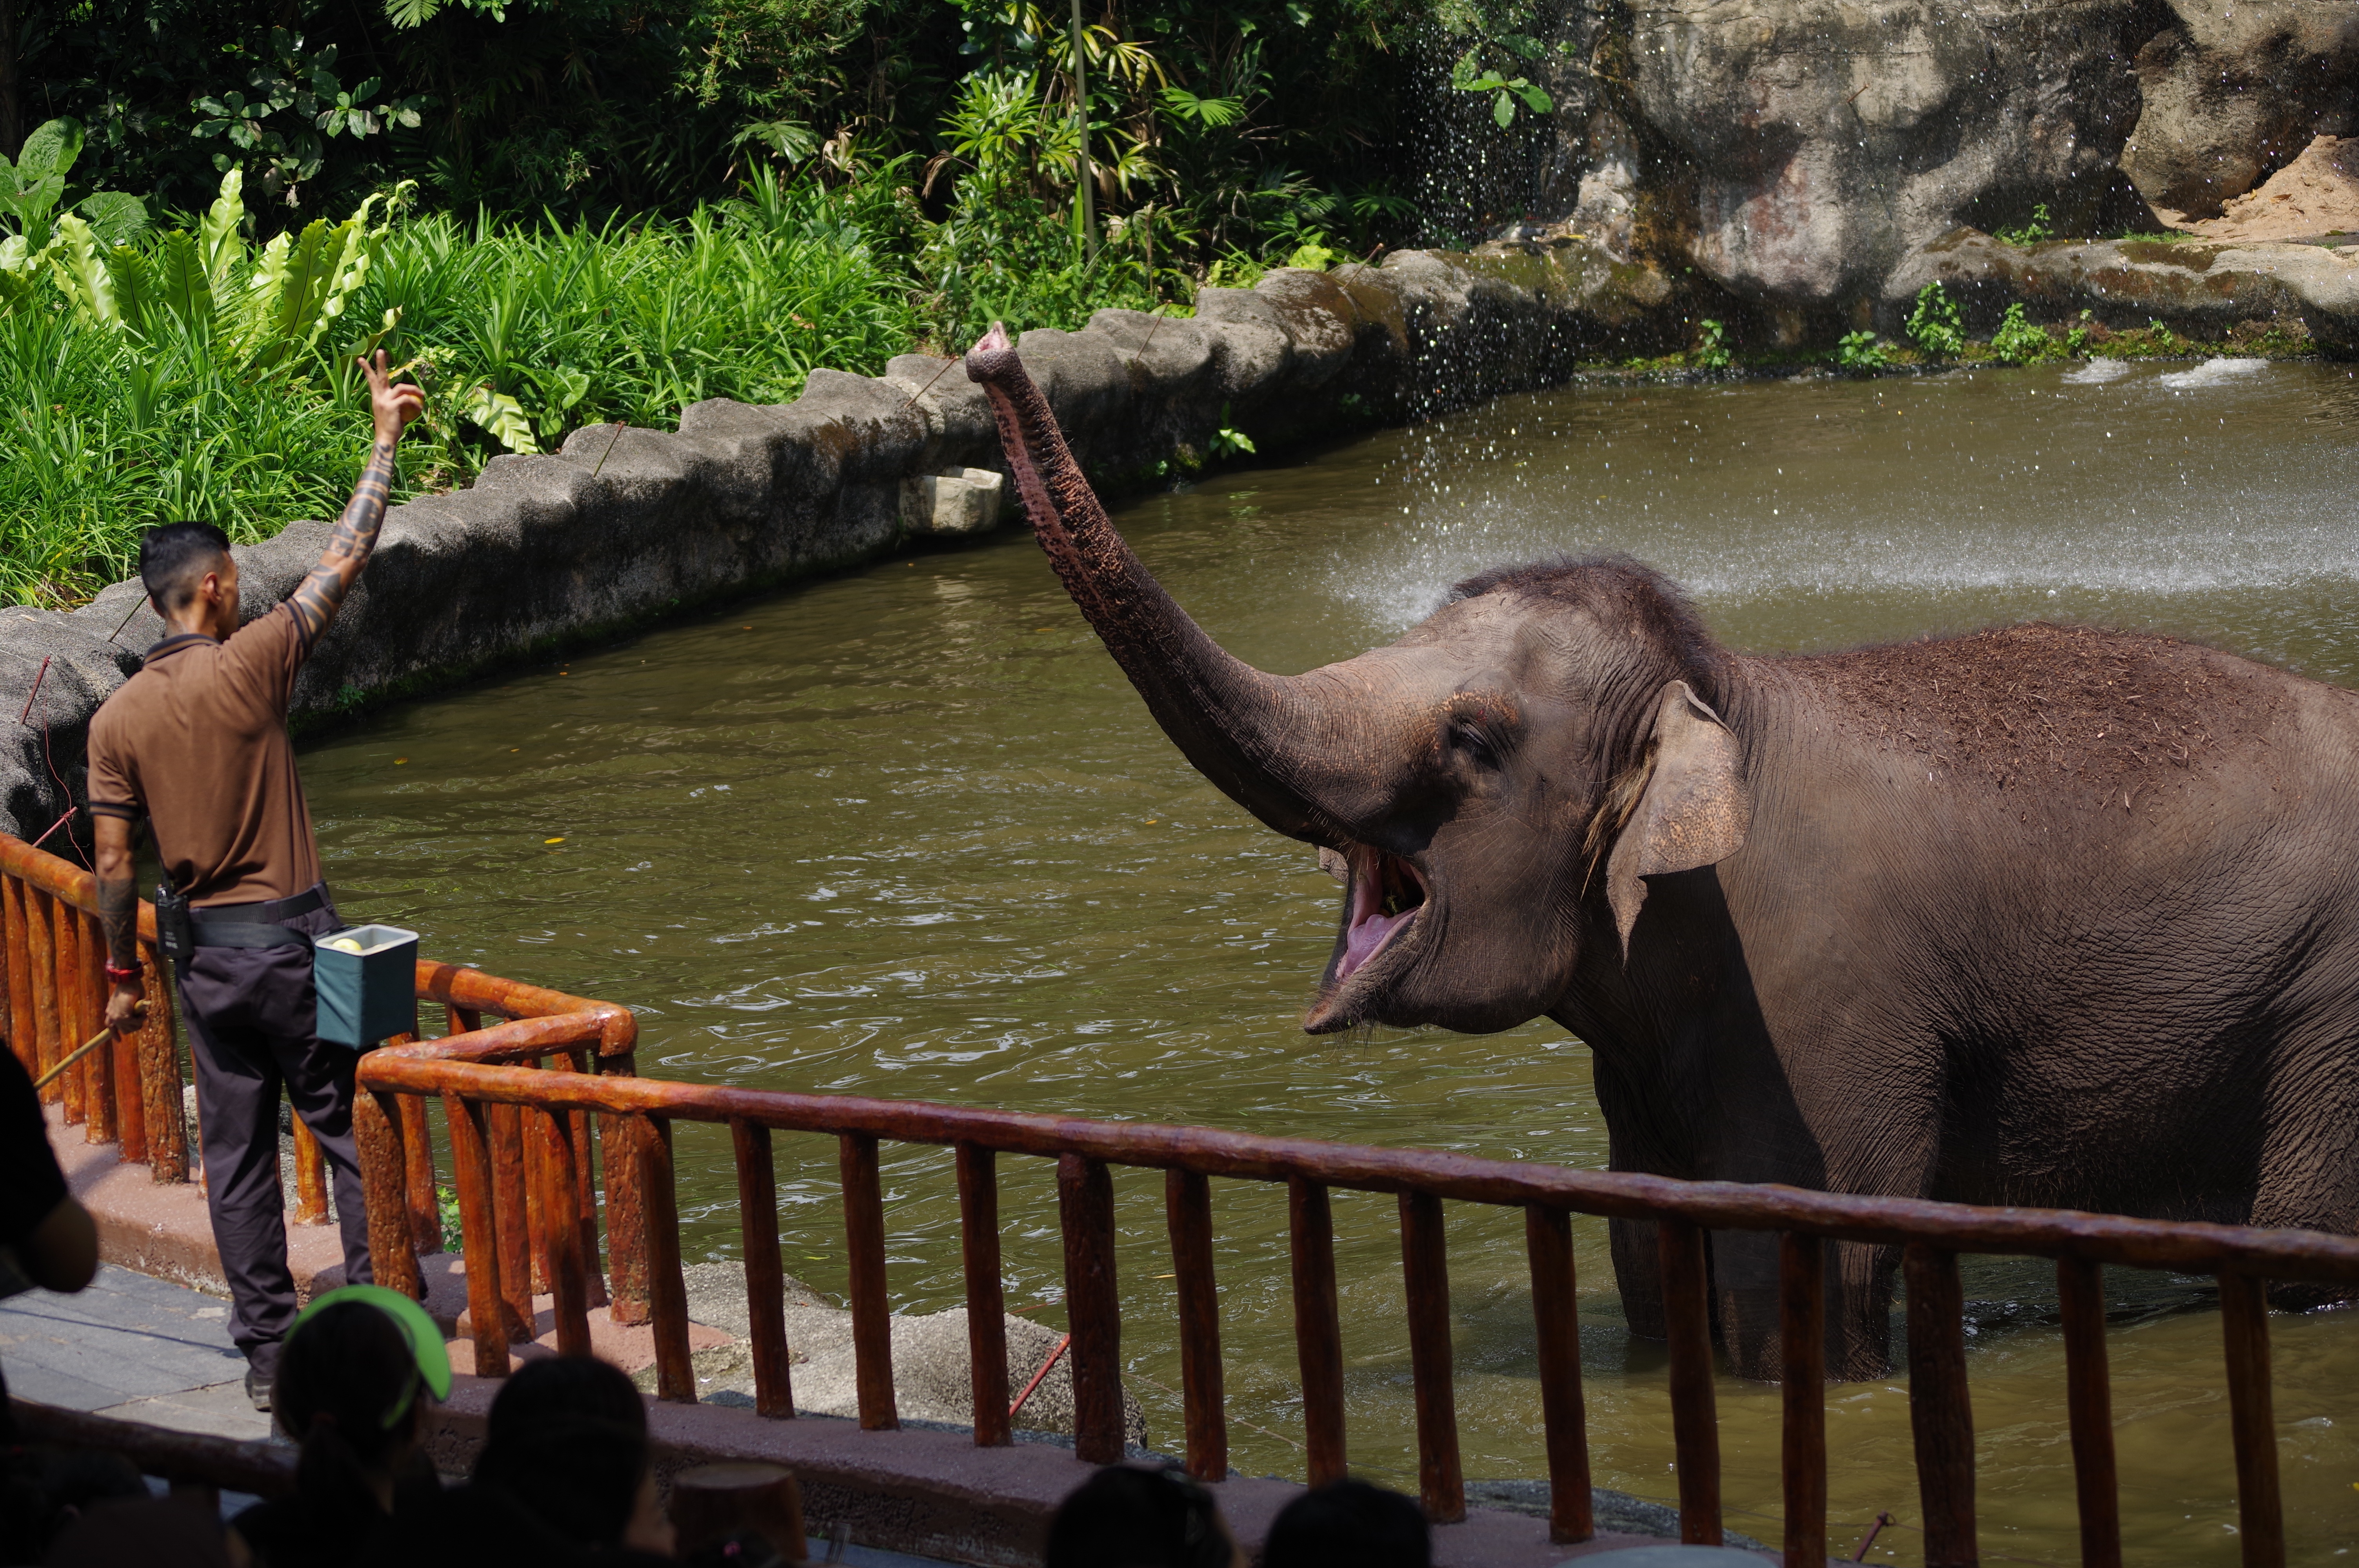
[303,358,2359,1566]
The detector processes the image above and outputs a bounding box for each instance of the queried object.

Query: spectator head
[476,1417,669,1554]
[275,1287,451,1520]
[476,1355,669,1556]
[481,1352,648,1450]
[1261,1479,1430,1568]
[138,523,234,621]
[1045,1465,1239,1568]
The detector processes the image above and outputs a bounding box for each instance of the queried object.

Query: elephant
[962,325,2359,1380]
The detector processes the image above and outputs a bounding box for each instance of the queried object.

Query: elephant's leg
[1609,1217,1666,1341]
[1690,1230,1896,1381]
[2253,1045,2359,1312]
[1829,1240,1898,1380]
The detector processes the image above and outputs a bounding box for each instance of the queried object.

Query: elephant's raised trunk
[964,323,1358,846]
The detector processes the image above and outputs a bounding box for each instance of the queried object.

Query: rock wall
[1511,0,2359,324]
[0,246,1678,844]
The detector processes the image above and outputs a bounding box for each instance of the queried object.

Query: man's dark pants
[177,887,371,1371]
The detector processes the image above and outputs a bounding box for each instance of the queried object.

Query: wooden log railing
[10,828,2353,1568]
[0,834,634,1263]
[351,1048,2359,1568]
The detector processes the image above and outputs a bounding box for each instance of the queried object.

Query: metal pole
[1069,0,1097,260]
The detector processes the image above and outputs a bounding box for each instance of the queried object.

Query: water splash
[2157,357,2268,390]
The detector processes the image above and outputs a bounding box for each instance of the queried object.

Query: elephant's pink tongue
[1339,905,1412,980]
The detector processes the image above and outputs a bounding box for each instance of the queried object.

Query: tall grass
[0,177,924,605]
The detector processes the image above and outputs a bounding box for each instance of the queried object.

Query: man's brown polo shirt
[87,604,322,907]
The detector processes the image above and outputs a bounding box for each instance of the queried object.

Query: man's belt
[187,886,326,949]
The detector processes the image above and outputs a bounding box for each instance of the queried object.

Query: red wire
[1009,1332,1072,1418]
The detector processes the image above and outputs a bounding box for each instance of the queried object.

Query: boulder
[2122,0,2359,218]
[1617,0,2157,312]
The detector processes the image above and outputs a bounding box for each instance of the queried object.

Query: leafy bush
[0,165,921,605]
[1994,203,2053,248]
[1692,318,1731,369]
[1989,303,2057,365]
[1906,283,1964,359]
[1837,330,1889,371]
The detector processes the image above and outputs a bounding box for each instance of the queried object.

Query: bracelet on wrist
[105,964,140,983]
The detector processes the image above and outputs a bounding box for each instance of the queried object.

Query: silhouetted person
[1261,1478,1430,1568]
[1044,1465,1241,1568]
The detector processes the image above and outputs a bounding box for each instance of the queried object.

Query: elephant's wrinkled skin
[965,327,2359,1380]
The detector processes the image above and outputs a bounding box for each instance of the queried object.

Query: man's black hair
[138,523,233,615]
[1263,1478,1430,1568]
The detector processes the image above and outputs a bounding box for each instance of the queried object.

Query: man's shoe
[244,1364,273,1412]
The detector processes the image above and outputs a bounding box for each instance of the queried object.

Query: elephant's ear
[1605,680,1751,957]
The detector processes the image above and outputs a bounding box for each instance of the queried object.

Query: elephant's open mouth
[1335,846,1427,984]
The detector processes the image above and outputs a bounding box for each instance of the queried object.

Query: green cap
[293,1284,453,1405]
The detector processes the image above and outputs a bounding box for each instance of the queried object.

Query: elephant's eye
[1454,723,1499,768]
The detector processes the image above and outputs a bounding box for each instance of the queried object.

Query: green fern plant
[1906,283,1965,359]
[1990,303,2057,365]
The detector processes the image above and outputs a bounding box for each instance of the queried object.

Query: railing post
[53,895,89,1128]
[956,1142,1010,1446]
[1058,1152,1124,1465]
[1165,1169,1226,1483]
[1399,1190,1465,1524]
[600,1053,651,1325]
[1657,1214,1722,1546]
[3,877,35,1078]
[487,1103,535,1341]
[1779,1232,1827,1568]
[96,911,142,1160]
[1288,1176,1347,1488]
[1524,1204,1592,1544]
[732,1119,794,1417]
[2055,1256,2120,1568]
[25,889,59,1105]
[534,1104,592,1357]
[554,1052,607,1309]
[640,1114,696,1403]
[839,1131,898,1430]
[522,1065,552,1296]
[291,1116,330,1227]
[1905,1241,1978,1568]
[136,941,185,1181]
[2219,1271,2284,1568]
[443,1093,509,1378]
[397,1093,441,1255]
[354,1087,422,1301]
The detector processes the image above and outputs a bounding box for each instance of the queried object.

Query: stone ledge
[0,245,1675,843]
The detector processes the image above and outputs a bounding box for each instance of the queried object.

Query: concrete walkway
[0,1265,269,1441]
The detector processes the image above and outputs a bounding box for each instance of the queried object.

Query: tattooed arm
[287,350,425,652]
[97,814,147,1035]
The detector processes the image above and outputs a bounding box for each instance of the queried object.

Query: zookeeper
[87,351,424,1412]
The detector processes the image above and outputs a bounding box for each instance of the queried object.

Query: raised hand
[360,348,425,444]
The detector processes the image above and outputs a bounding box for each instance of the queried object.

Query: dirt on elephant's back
[1782,623,2279,806]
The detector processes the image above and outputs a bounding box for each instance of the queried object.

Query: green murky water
[304,357,2359,1566]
